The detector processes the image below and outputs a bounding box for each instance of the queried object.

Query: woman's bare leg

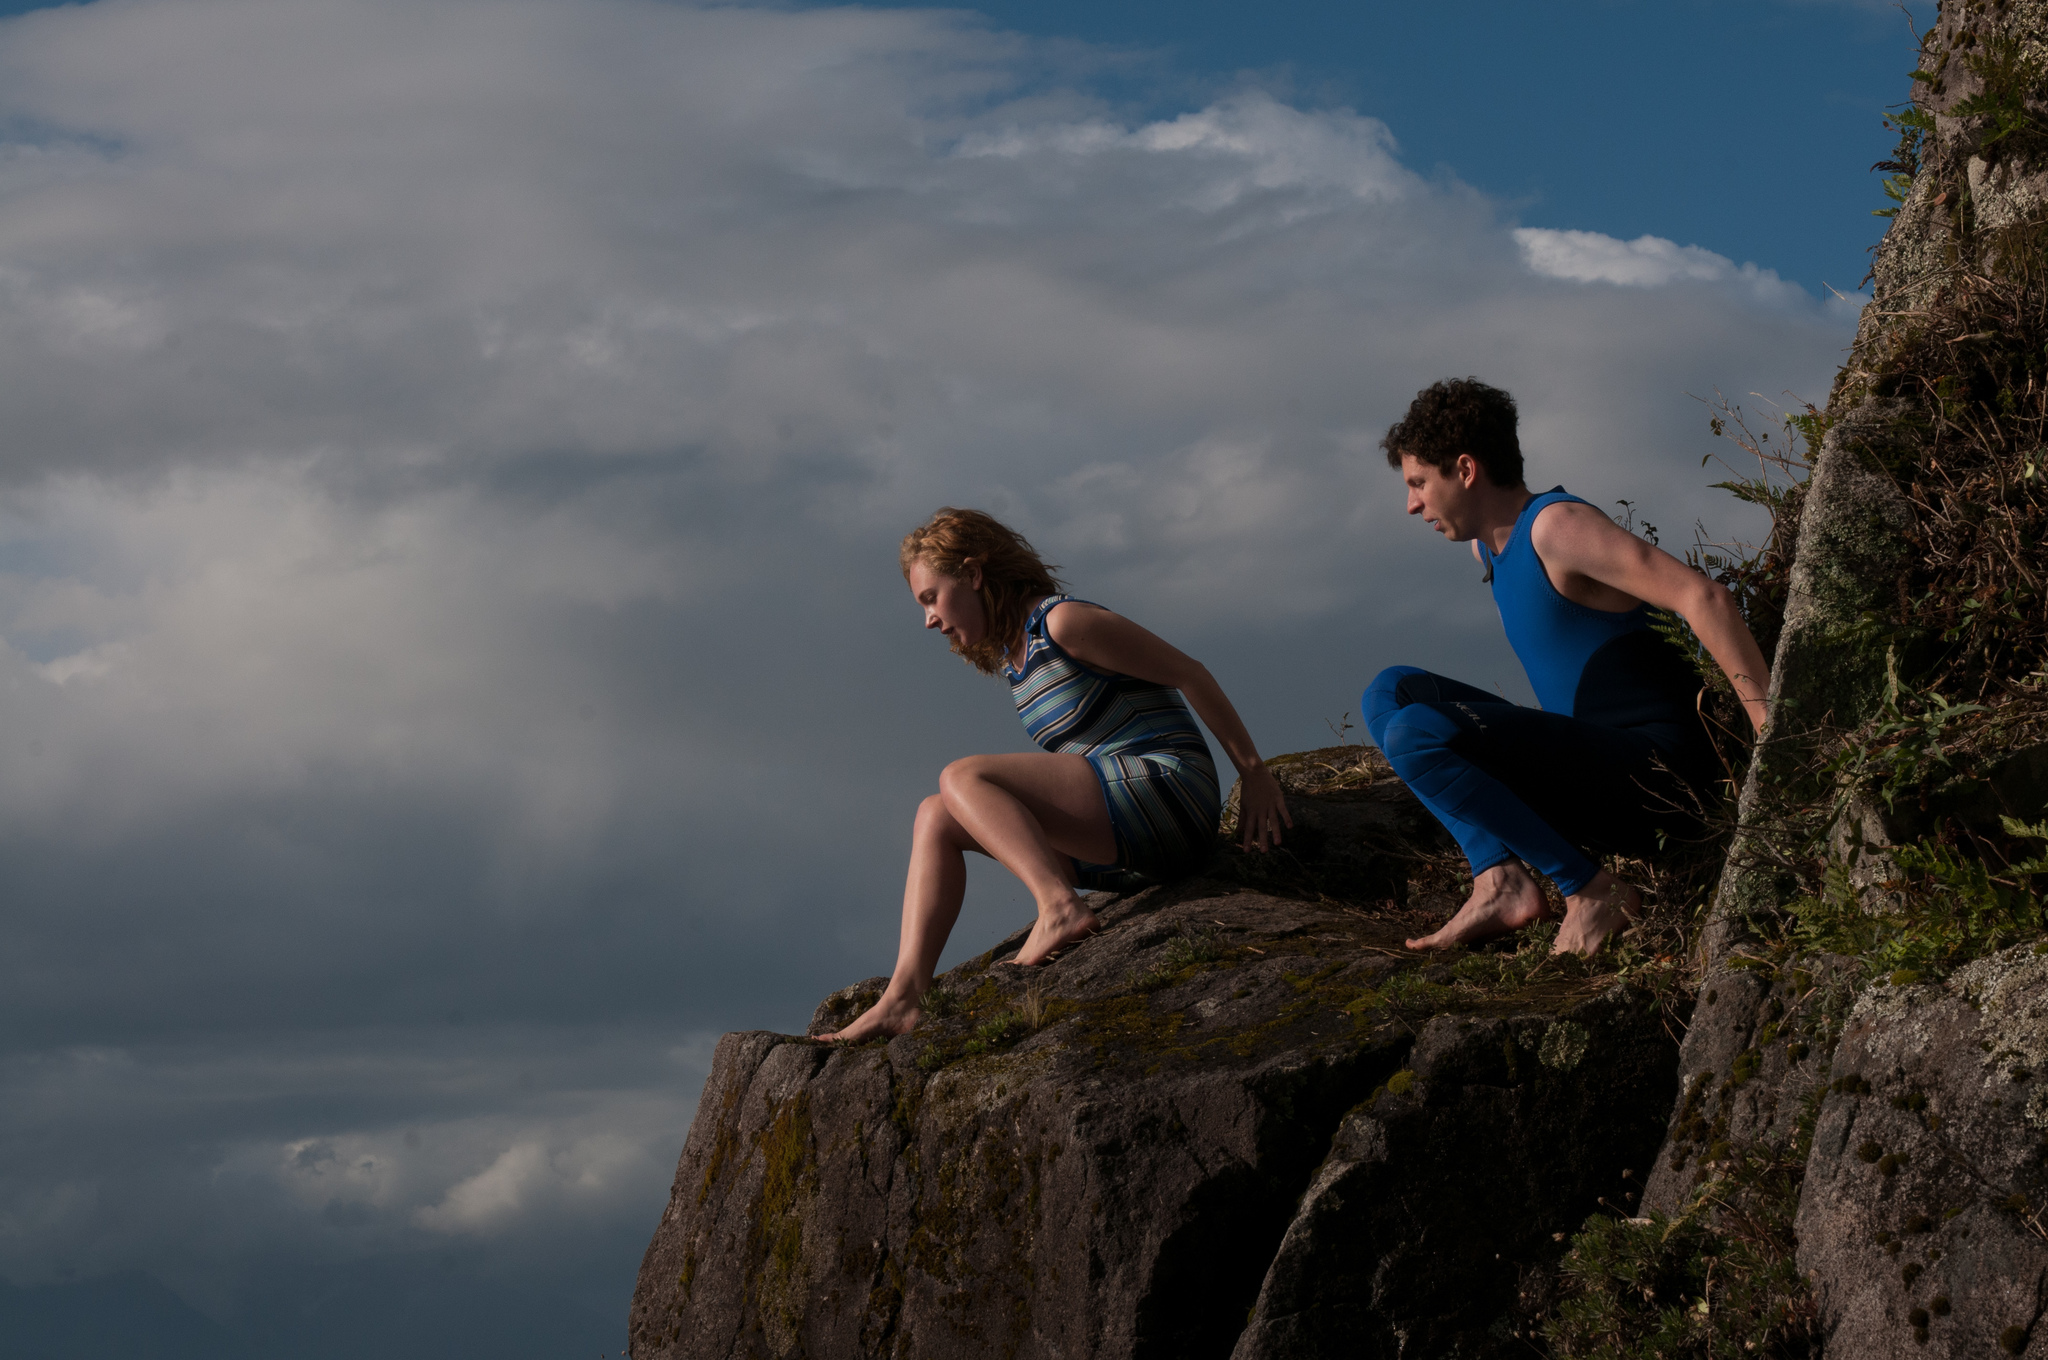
[938,752,1116,966]
[821,794,981,1042]
[824,752,1117,1040]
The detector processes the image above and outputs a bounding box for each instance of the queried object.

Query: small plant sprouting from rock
[1872,103,1933,218]
[1130,923,1226,992]
[1546,1137,1822,1358]
[922,985,958,1020]
[1163,923,1222,970]
[1367,1068,1416,1105]
[1950,32,2048,159]
[951,1010,1028,1059]
[1019,983,1048,1031]
[1127,966,1171,994]
[1787,815,2048,983]
[918,998,1038,1069]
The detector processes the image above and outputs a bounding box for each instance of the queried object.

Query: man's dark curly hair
[1380,377,1525,488]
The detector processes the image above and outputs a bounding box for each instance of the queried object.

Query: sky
[0,0,1915,1354]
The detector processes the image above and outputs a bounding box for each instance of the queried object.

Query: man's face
[1400,452,1478,541]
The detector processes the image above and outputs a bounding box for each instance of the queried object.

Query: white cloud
[956,92,1417,207]
[412,1132,651,1234]
[1511,226,1805,298]
[0,1028,712,1317]
[34,642,125,686]
[0,0,1856,1345]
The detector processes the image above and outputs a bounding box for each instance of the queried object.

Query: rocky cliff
[632,2,2048,1354]
[1632,0,2048,1353]
[630,750,1690,1359]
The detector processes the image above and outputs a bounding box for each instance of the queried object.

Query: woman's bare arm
[1045,602,1293,850]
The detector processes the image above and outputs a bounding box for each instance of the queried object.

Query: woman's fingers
[1237,781,1288,851]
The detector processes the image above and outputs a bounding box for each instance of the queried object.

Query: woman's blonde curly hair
[900,508,1064,675]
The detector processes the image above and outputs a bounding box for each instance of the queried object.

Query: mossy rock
[631,873,1681,1359]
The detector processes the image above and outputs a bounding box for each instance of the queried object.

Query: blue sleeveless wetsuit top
[1006,596,1220,881]
[1477,488,1704,733]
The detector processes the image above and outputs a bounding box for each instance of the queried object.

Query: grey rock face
[1869,0,2048,311]
[1643,957,1851,1216]
[1644,7,2048,1355]
[1234,1002,1678,1360]
[1796,945,2048,1358]
[629,864,1680,1359]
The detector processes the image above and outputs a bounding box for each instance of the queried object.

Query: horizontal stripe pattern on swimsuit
[1008,596,1208,759]
[1006,596,1220,878]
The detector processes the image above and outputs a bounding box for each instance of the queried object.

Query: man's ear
[1455,453,1481,489]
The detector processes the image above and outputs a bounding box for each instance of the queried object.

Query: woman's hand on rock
[1237,767,1292,852]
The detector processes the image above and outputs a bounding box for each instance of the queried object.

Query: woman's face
[906,558,987,650]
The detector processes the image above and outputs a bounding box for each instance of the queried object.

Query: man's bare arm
[1530,502,1771,735]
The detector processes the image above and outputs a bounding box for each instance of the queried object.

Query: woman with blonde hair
[823,507,1291,1042]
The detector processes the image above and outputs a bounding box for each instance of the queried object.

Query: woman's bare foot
[1007,896,1099,966]
[819,990,921,1042]
[1553,871,1642,956]
[1406,861,1549,950]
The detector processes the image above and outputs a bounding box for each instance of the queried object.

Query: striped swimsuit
[1006,596,1222,887]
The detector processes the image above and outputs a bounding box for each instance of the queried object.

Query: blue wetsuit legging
[1364,666,1710,896]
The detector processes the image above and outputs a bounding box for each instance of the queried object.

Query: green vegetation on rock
[1546,6,2048,1354]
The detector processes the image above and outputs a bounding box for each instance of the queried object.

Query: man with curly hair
[1369,378,1770,955]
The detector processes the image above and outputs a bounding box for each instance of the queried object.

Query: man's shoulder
[1526,495,1643,582]
[1526,494,1607,542]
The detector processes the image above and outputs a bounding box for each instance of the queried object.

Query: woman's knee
[937,755,992,805]
[915,791,968,844]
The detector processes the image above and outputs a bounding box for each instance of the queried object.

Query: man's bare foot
[1007,897,1099,966]
[1405,861,1549,950]
[1553,871,1642,956]
[819,990,921,1042]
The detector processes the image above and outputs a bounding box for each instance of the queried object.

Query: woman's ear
[962,558,984,591]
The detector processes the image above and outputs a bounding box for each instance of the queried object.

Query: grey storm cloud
[0,0,1857,1347]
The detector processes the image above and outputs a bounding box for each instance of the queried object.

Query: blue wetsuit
[1364,488,1716,895]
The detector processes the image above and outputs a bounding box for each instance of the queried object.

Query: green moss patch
[1548,1088,1824,1358]
[745,1093,818,1350]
